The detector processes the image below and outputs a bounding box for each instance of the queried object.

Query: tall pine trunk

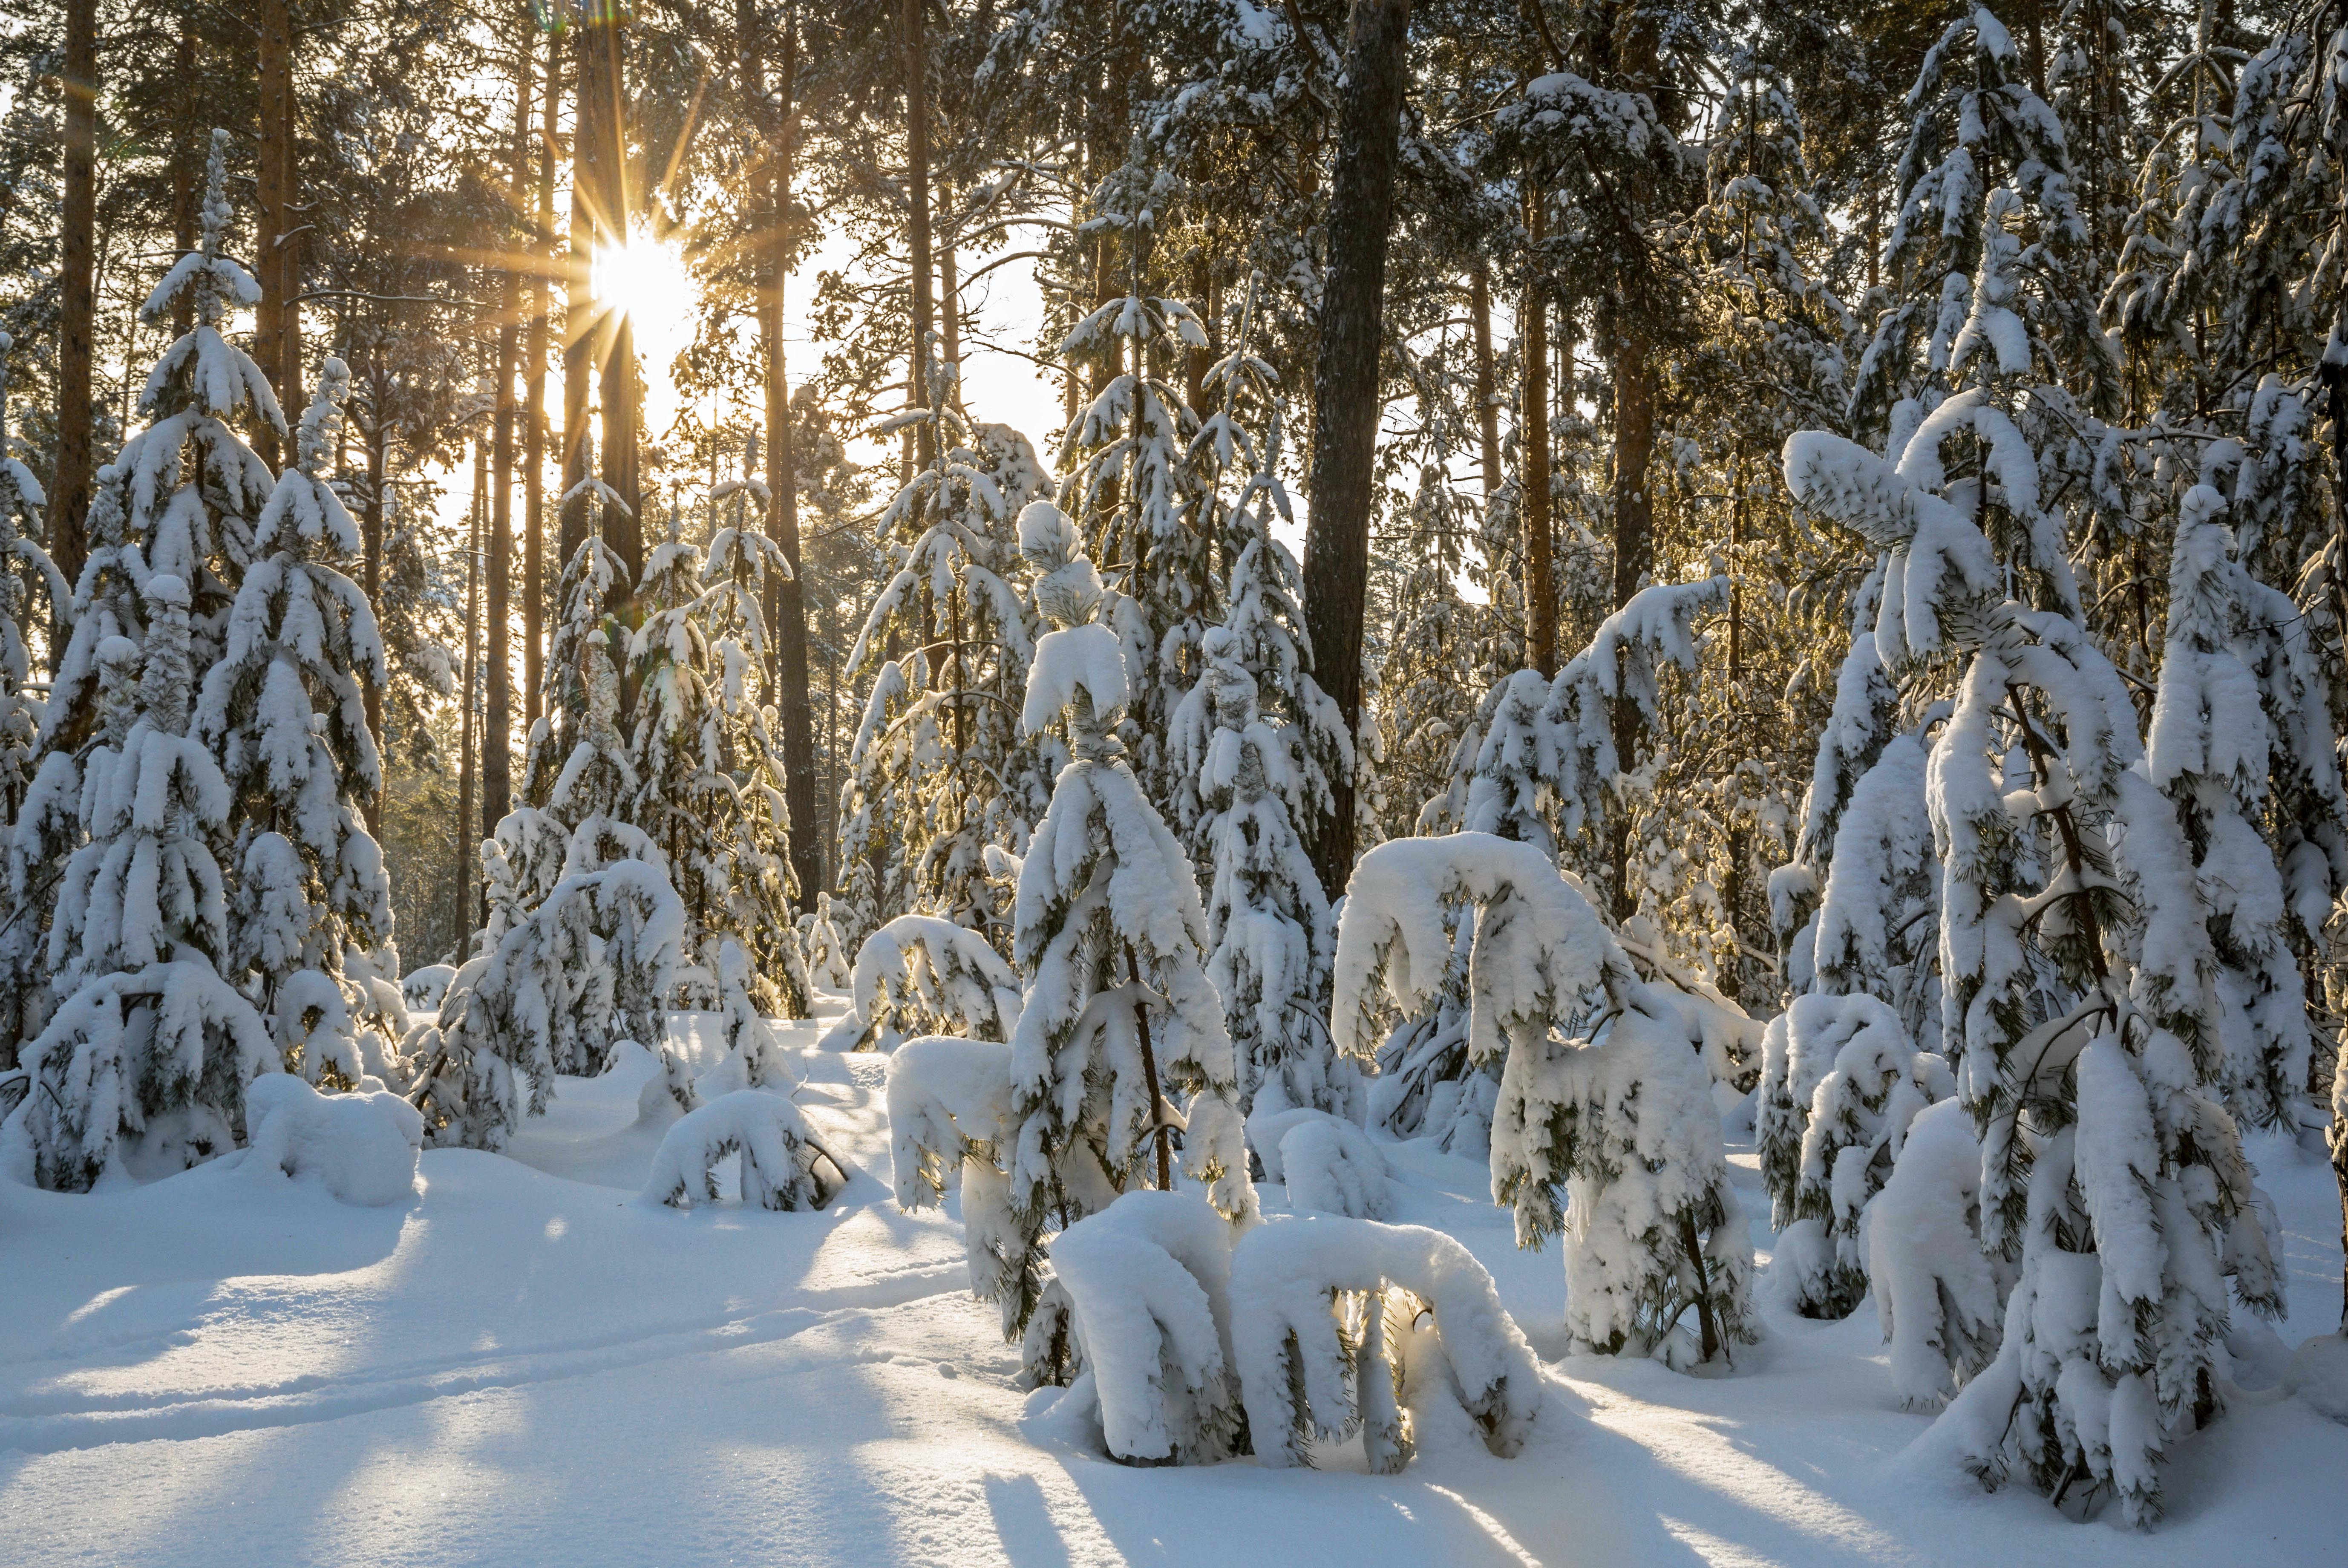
[1471,259,1501,508]
[256,0,301,466]
[1520,191,1554,678]
[485,32,531,837]
[579,11,640,594]
[749,0,822,908]
[904,0,936,465]
[53,0,96,603]
[1300,0,1412,899]
[456,442,485,948]
[524,30,558,736]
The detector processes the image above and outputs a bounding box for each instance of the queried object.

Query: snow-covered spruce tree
[1334,834,1757,1369]
[0,328,69,1063]
[2147,482,2326,1131]
[1785,397,2285,1528]
[839,387,1051,943]
[520,430,631,807]
[1850,7,2107,433]
[7,575,274,1190]
[1056,222,1213,810]
[194,360,395,1087]
[0,329,62,827]
[832,913,1024,1053]
[801,893,850,990]
[1167,299,1348,1115]
[620,495,808,1016]
[997,499,1255,1359]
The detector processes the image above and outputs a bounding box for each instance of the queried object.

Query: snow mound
[640,1090,846,1212]
[2285,1333,2348,1424]
[1248,1107,1392,1219]
[401,964,456,1013]
[240,1073,424,1206]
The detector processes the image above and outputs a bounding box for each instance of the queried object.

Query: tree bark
[485,34,531,838]
[457,442,485,945]
[524,30,559,735]
[750,0,822,908]
[54,0,97,602]
[256,0,301,464]
[580,10,640,592]
[1471,259,1501,507]
[1521,192,1555,677]
[169,23,199,341]
[362,411,386,832]
[1301,0,1412,900]
[559,20,596,640]
[904,0,936,464]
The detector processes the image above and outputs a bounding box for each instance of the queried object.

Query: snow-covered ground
[3,1002,2343,1567]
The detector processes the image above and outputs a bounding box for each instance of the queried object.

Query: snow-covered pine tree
[7,574,275,1189]
[839,386,1051,944]
[0,328,68,1064]
[997,499,1255,1352]
[1334,833,1757,1369]
[521,429,631,808]
[0,329,62,827]
[1056,201,1213,809]
[1849,7,2106,434]
[194,360,395,1086]
[1168,288,1349,1115]
[1786,372,2285,1530]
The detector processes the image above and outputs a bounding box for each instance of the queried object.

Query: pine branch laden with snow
[1047,1190,1247,1466]
[407,862,686,1151]
[884,1036,1023,1323]
[1759,993,1952,1320]
[1230,1215,1543,1472]
[0,328,65,856]
[1334,834,1756,1367]
[1246,1106,1392,1221]
[641,1089,845,1213]
[800,893,852,990]
[994,503,1255,1352]
[836,914,1023,1053]
[1866,1098,2005,1409]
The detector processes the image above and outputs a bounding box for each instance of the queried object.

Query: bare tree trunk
[170,23,199,341]
[581,10,640,591]
[485,33,530,837]
[939,214,963,414]
[1520,193,1554,677]
[1301,0,1412,900]
[750,0,822,907]
[53,0,97,604]
[524,29,558,736]
[559,20,596,639]
[362,412,386,833]
[1471,259,1501,506]
[456,443,485,948]
[256,0,301,465]
[904,0,936,466]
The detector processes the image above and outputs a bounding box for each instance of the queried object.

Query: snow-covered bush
[885,1034,1024,1326]
[239,1072,422,1206]
[830,914,1023,1053]
[1048,1190,1246,1465]
[1759,992,1948,1318]
[1230,1214,1543,1471]
[801,893,851,989]
[1336,833,1756,1367]
[641,1089,844,1212]
[1247,1106,1392,1220]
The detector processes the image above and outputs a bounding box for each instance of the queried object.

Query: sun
[591,232,697,422]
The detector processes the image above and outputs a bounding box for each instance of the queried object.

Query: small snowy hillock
[0,998,2342,1567]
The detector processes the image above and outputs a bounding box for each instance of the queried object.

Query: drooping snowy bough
[828,914,1024,1053]
[1334,833,1757,1367]
[1230,1214,1543,1472]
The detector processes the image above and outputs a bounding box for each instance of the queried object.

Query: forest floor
[2,1000,2343,1567]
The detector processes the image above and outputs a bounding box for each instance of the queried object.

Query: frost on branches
[1335,833,1756,1369]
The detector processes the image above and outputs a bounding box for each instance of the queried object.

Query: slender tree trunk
[362,414,386,832]
[256,0,300,464]
[1301,0,1412,900]
[904,0,936,466]
[1521,195,1555,677]
[524,29,558,736]
[1471,259,1501,505]
[559,26,595,718]
[580,10,640,590]
[485,36,530,837]
[752,0,822,907]
[53,0,98,603]
[939,216,963,414]
[170,23,199,341]
[456,444,485,947]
